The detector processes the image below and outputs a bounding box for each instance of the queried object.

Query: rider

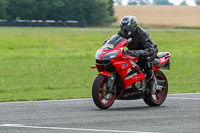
[118,16,158,93]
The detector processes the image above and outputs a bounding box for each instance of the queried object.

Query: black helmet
[120,16,138,37]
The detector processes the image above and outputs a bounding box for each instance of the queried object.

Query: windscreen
[103,34,125,50]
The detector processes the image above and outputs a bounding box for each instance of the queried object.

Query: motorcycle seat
[152,59,160,65]
[156,52,169,58]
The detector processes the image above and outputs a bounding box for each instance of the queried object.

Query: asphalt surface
[0,93,200,133]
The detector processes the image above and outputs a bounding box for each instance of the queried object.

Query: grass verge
[0,27,200,101]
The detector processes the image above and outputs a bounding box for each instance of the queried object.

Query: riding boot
[148,76,156,94]
[145,61,156,94]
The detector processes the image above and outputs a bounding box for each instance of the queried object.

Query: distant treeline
[115,0,200,6]
[0,0,116,26]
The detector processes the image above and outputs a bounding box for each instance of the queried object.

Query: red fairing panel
[159,57,170,65]
[112,56,145,89]
[153,55,171,71]
[153,65,160,71]
[98,71,113,77]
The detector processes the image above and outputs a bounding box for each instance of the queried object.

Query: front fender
[98,71,113,77]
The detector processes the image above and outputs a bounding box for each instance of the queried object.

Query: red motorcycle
[91,34,171,109]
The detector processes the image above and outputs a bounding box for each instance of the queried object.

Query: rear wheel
[143,70,168,106]
[92,75,116,109]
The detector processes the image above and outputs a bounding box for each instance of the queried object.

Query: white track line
[167,93,200,100]
[168,93,200,96]
[0,124,161,133]
[167,97,200,100]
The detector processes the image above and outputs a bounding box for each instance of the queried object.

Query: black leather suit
[118,26,158,80]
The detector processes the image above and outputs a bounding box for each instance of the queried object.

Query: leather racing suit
[118,26,158,91]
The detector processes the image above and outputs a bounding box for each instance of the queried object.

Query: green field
[0,27,200,102]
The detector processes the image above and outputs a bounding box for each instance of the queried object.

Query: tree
[81,0,116,26]
[6,0,35,20]
[108,0,115,16]
[128,0,151,5]
[5,0,116,26]
[33,0,51,20]
[0,0,7,19]
[139,0,150,5]
[180,0,187,5]
[115,0,123,5]
[196,0,200,5]
[128,0,137,5]
[153,0,173,5]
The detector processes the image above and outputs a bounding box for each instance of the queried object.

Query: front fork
[106,71,116,93]
[98,70,116,93]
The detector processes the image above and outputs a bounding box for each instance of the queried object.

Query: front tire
[92,75,116,109]
[143,70,168,106]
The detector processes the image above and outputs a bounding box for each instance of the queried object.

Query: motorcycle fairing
[111,56,145,89]
[98,71,113,77]
[96,35,146,90]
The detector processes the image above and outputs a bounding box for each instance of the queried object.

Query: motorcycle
[91,34,171,109]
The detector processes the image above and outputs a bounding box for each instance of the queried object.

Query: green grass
[0,27,200,102]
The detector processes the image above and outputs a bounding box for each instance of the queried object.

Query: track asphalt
[0,93,200,133]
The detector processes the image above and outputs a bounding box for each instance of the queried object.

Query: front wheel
[143,70,168,106]
[92,75,116,109]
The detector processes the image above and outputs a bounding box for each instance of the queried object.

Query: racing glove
[125,50,140,57]
[137,49,154,57]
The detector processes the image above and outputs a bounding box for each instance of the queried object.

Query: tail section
[153,52,171,70]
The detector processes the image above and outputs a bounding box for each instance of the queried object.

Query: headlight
[95,50,101,60]
[103,51,119,60]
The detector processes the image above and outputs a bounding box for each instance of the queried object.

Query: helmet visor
[120,24,132,32]
[121,24,137,36]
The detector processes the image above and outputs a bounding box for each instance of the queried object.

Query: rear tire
[92,75,116,109]
[143,70,168,106]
